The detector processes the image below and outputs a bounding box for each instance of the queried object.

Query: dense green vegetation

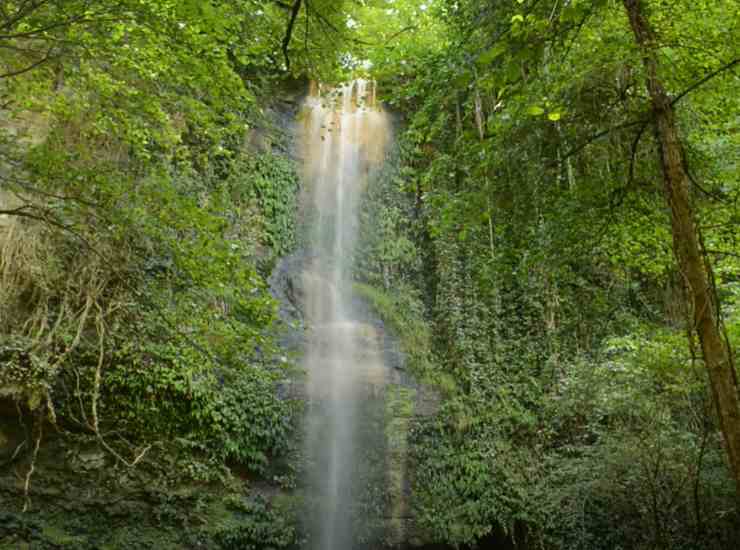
[0,1,309,545]
[1,0,739,548]
[352,1,740,548]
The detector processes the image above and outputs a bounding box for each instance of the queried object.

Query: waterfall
[299,80,391,549]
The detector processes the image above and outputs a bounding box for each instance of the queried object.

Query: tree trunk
[623,0,740,490]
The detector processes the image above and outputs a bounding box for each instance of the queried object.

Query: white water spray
[298,80,391,550]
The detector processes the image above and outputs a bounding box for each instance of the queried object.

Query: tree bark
[622,0,740,490]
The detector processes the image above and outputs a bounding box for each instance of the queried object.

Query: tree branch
[671,58,739,107]
[304,0,373,46]
[0,205,98,253]
[0,0,51,33]
[281,0,302,70]
[561,117,647,161]
[0,14,91,40]
[627,120,650,187]
[0,48,55,78]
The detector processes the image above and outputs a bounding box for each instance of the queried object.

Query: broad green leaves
[478,43,507,66]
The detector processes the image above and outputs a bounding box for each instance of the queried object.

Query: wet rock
[383,340,408,372]
[269,251,308,320]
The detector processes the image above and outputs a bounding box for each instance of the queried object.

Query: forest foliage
[0,0,308,508]
[350,0,740,548]
[0,0,739,549]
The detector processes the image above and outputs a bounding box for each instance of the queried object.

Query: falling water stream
[298,80,392,549]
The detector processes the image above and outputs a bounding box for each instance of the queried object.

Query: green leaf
[547,112,561,121]
[478,43,507,66]
[511,14,524,23]
[452,69,473,88]
[527,105,545,116]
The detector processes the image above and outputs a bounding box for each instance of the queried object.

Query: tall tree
[622,0,740,490]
